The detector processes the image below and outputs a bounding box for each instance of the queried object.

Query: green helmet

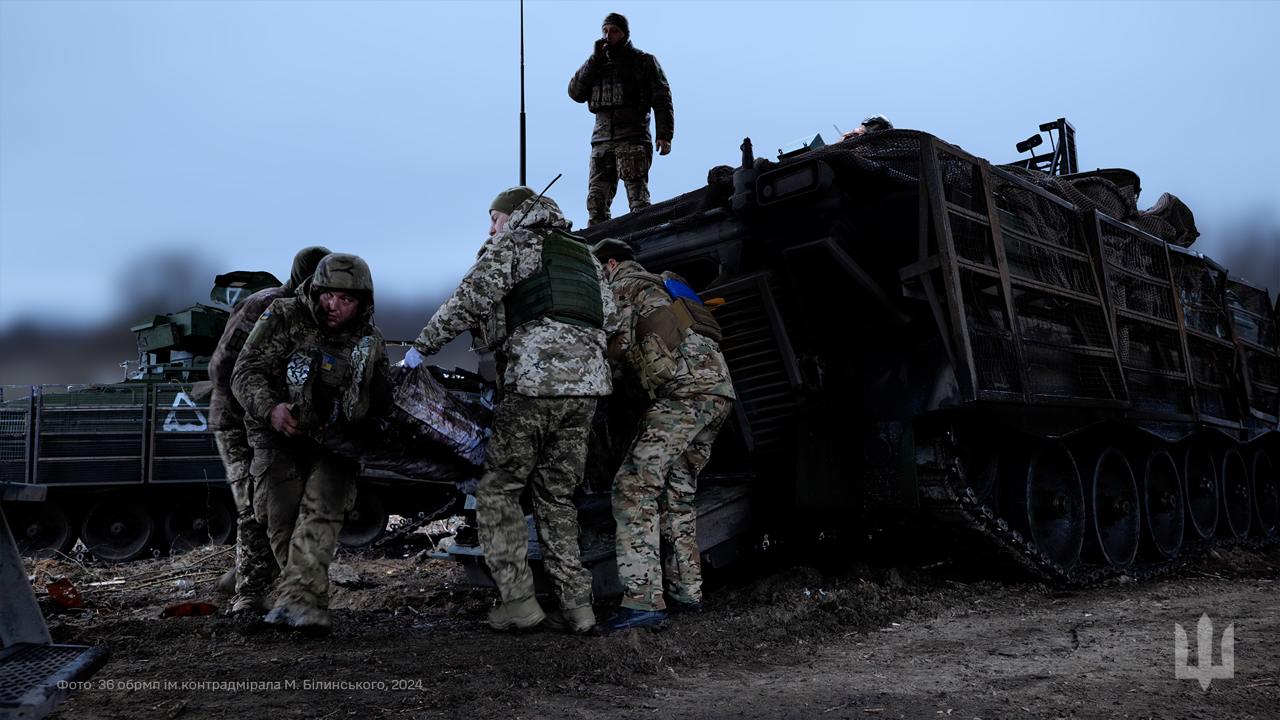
[591,237,635,263]
[312,253,374,296]
[286,245,332,291]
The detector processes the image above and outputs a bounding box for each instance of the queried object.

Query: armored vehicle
[0,273,485,561]
[483,118,1278,587]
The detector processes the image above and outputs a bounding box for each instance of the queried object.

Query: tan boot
[542,605,596,635]
[486,596,545,631]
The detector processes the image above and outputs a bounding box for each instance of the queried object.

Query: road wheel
[162,492,235,553]
[1009,443,1086,573]
[80,494,155,562]
[10,499,78,558]
[1086,448,1140,569]
[339,489,388,548]
[1141,449,1184,559]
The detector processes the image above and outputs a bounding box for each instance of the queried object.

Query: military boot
[664,594,704,615]
[541,605,596,635]
[598,607,668,634]
[263,603,332,637]
[216,568,237,596]
[229,592,267,616]
[486,596,545,632]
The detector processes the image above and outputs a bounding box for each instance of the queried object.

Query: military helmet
[312,253,374,295]
[286,245,332,291]
[591,237,635,263]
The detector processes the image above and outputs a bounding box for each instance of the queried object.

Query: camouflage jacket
[607,260,736,399]
[232,280,391,448]
[413,197,615,398]
[208,286,287,431]
[568,41,673,146]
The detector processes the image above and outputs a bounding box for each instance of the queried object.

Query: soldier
[568,12,674,227]
[405,187,613,634]
[232,253,390,633]
[209,246,330,615]
[840,114,893,141]
[590,238,736,633]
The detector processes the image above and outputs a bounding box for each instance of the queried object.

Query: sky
[1,0,1278,331]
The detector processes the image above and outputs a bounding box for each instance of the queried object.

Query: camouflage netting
[323,365,489,482]
[814,129,1199,248]
[582,128,1199,249]
[997,166,1199,248]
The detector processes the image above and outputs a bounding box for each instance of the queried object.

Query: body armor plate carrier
[505,230,605,331]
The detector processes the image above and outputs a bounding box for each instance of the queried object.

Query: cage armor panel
[504,229,605,331]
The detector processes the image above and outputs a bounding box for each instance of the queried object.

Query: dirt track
[34,545,1280,720]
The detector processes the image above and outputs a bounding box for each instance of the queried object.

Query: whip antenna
[519,0,527,185]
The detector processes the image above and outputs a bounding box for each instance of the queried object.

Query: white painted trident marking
[1174,613,1234,690]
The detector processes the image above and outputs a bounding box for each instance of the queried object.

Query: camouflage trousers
[587,140,652,226]
[213,429,278,601]
[613,394,732,611]
[477,394,596,609]
[250,446,357,612]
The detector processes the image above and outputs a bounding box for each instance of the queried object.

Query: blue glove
[403,347,426,369]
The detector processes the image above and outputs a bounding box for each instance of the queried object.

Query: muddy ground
[27,540,1280,720]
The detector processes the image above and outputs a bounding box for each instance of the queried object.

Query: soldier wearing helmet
[232,253,391,633]
[208,245,330,617]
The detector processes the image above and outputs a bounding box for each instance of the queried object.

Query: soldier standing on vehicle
[232,253,391,634]
[568,12,674,227]
[590,238,736,633]
[209,246,330,615]
[404,188,614,634]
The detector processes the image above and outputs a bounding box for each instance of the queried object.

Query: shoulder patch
[260,310,272,319]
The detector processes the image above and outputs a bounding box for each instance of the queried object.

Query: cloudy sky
[1,0,1277,331]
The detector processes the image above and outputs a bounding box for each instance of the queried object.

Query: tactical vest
[284,334,376,433]
[504,230,605,331]
[588,52,648,113]
[627,271,723,397]
[635,273,723,347]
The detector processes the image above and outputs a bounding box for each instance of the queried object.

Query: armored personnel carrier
[535,118,1278,586]
[0,273,487,561]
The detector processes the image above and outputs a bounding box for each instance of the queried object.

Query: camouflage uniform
[413,195,614,610]
[232,254,390,624]
[207,246,329,609]
[568,40,673,226]
[602,259,735,611]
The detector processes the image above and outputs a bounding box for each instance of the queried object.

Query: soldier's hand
[270,402,301,436]
[657,139,671,156]
[594,38,608,58]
